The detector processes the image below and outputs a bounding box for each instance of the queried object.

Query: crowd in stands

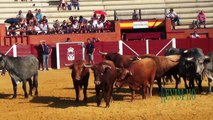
[7,8,113,36]
[6,5,208,36]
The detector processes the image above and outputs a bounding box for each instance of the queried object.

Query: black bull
[0,53,38,98]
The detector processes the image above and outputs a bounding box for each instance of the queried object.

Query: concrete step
[175,24,213,29]
[105,4,166,10]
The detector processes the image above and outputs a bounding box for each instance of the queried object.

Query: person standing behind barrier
[191,31,200,38]
[85,38,95,65]
[40,40,52,71]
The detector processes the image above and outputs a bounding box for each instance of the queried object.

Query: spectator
[65,37,71,42]
[40,40,52,71]
[121,32,126,41]
[53,19,61,34]
[61,20,68,34]
[166,8,180,29]
[85,38,95,65]
[26,23,34,35]
[196,10,206,28]
[88,18,94,33]
[40,16,48,24]
[96,20,104,32]
[8,23,17,36]
[191,31,200,38]
[26,10,35,25]
[35,9,43,23]
[71,0,79,10]
[92,13,98,21]
[59,0,67,11]
[19,22,27,35]
[72,20,79,33]
[16,10,25,23]
[104,20,112,32]
[67,1,72,10]
[40,21,49,34]
[99,14,106,23]
[92,37,100,42]
[33,22,42,35]
[79,16,88,33]
[67,16,74,33]
[92,14,98,31]
[132,9,139,20]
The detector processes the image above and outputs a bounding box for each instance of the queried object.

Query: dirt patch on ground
[0,68,212,120]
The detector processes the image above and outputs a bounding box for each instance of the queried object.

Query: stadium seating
[0,0,212,30]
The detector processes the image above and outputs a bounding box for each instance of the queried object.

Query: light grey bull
[202,52,213,94]
[0,53,38,98]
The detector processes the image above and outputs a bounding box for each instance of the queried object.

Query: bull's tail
[33,72,38,96]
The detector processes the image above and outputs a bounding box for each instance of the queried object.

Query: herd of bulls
[0,47,212,108]
[68,47,213,107]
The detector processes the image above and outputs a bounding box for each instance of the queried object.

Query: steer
[0,53,38,98]
[183,48,208,93]
[198,52,213,94]
[138,54,181,91]
[90,60,117,108]
[68,60,90,102]
[115,57,157,101]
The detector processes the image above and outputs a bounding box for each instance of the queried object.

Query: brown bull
[115,58,157,101]
[138,54,180,90]
[67,60,90,101]
[89,60,117,108]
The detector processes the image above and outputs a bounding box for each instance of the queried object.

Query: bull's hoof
[29,92,32,96]
[24,94,29,98]
[97,103,101,107]
[105,103,110,108]
[12,95,17,99]
[35,92,38,96]
[105,105,110,108]
[83,98,87,102]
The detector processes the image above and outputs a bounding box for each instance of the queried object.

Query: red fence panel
[94,41,119,63]
[123,40,146,56]
[148,39,173,56]
[190,38,210,54]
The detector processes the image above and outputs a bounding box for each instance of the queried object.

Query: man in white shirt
[96,20,104,32]
[40,21,49,34]
[166,8,180,29]
[191,31,200,38]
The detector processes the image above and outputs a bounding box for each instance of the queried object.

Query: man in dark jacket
[40,40,52,71]
[85,38,95,65]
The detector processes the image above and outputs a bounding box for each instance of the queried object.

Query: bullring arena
[0,68,212,120]
[0,0,213,120]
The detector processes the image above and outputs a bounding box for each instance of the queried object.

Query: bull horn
[186,57,194,61]
[184,50,188,53]
[65,63,73,67]
[103,65,111,70]
[84,64,93,68]
[99,51,107,55]
[205,56,210,59]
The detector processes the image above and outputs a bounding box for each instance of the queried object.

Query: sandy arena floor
[0,68,212,120]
